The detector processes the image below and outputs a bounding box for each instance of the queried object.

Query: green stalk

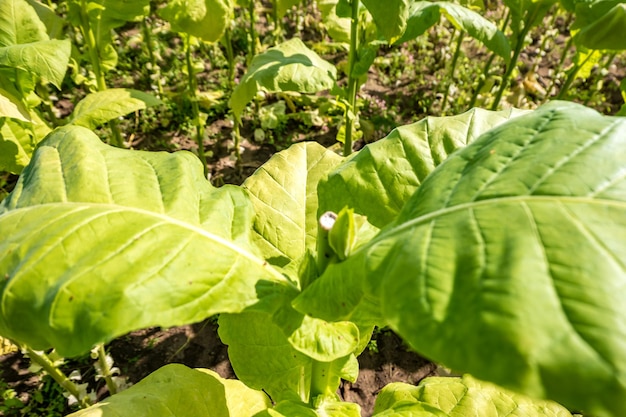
[545,36,573,101]
[221,28,236,89]
[441,29,464,115]
[248,0,257,65]
[343,0,361,157]
[141,18,164,98]
[79,0,124,147]
[24,346,92,409]
[491,5,542,110]
[309,360,335,402]
[468,9,510,109]
[232,117,243,170]
[556,49,596,100]
[96,344,118,396]
[185,34,208,176]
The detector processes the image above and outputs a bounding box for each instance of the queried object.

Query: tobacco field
[1,0,626,416]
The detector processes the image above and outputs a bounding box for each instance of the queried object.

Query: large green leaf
[243,142,343,267]
[158,0,231,43]
[296,101,626,416]
[68,364,271,417]
[374,376,572,416]
[229,38,337,120]
[318,107,527,228]
[361,0,409,43]
[68,88,162,130]
[0,125,293,357]
[396,1,510,60]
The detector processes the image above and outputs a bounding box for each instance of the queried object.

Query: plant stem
[309,360,334,402]
[248,0,257,65]
[343,0,361,157]
[141,18,164,98]
[545,36,574,101]
[24,346,92,409]
[556,49,596,100]
[441,29,464,115]
[491,5,542,110]
[221,28,236,89]
[468,9,510,109]
[96,344,118,396]
[79,0,124,147]
[232,117,242,170]
[185,34,208,176]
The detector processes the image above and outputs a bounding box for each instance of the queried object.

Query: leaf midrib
[2,201,293,286]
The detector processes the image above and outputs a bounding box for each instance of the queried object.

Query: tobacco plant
[0,0,161,175]
[231,0,510,155]
[1,101,625,416]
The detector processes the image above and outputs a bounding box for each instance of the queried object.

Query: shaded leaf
[0,118,33,174]
[396,1,510,60]
[575,3,626,50]
[361,0,409,43]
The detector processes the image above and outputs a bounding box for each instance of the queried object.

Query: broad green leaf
[0,125,293,357]
[374,376,572,416]
[68,88,163,130]
[159,0,231,43]
[229,38,337,120]
[243,142,343,267]
[0,118,34,174]
[361,0,409,43]
[318,107,527,228]
[68,364,271,417]
[296,101,626,416]
[0,0,48,46]
[0,39,71,89]
[396,2,510,60]
[575,3,626,50]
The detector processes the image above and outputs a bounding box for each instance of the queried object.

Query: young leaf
[158,0,231,43]
[296,101,626,416]
[374,375,572,416]
[0,126,293,357]
[243,142,343,268]
[318,107,527,228]
[229,38,337,120]
[0,39,71,89]
[67,364,271,417]
[68,88,163,130]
